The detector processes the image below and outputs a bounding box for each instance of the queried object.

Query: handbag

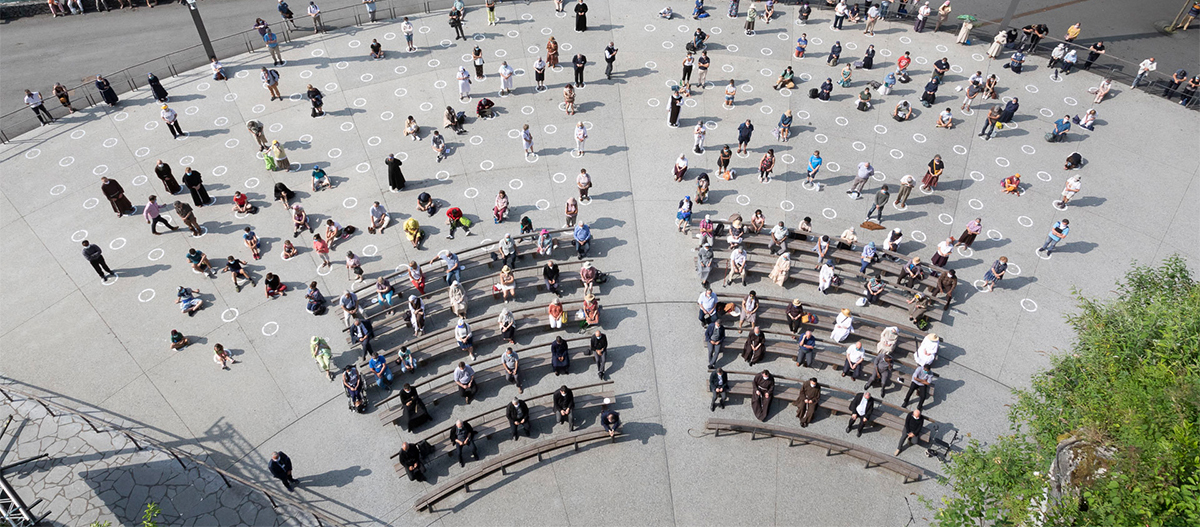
[801,313,813,324]
[560,311,568,324]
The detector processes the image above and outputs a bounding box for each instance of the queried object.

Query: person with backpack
[261,67,282,101]
[445,207,472,238]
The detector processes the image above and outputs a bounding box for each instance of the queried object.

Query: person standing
[263,30,284,66]
[52,83,76,114]
[572,53,587,87]
[902,364,934,410]
[914,1,931,32]
[576,169,592,202]
[246,120,269,151]
[174,201,202,237]
[81,240,115,281]
[574,121,588,156]
[499,61,515,95]
[574,0,588,32]
[278,0,298,30]
[151,160,180,195]
[160,105,184,139]
[384,153,405,192]
[268,452,299,491]
[95,75,119,107]
[920,155,944,191]
[1038,219,1070,255]
[736,119,753,154]
[1132,58,1156,88]
[590,330,608,380]
[704,319,725,369]
[693,122,706,154]
[448,5,465,40]
[1056,175,1081,209]
[402,17,416,51]
[181,167,211,207]
[307,1,323,33]
[261,67,282,101]
[604,42,618,80]
[669,87,683,126]
[849,161,873,197]
[485,0,496,25]
[100,177,134,217]
[361,0,376,22]
[24,89,54,125]
[143,196,179,235]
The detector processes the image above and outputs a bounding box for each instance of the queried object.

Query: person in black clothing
[572,53,587,87]
[398,383,431,432]
[268,452,299,491]
[543,261,561,296]
[551,336,570,375]
[709,368,728,411]
[601,409,621,437]
[417,192,438,217]
[155,160,181,194]
[574,0,588,31]
[604,42,618,79]
[895,409,925,455]
[1082,41,1105,70]
[449,7,466,40]
[81,240,115,280]
[506,398,532,441]
[845,391,874,437]
[398,441,425,481]
[553,385,575,430]
[181,167,211,207]
[819,78,833,101]
[827,41,842,67]
[452,420,478,467]
[590,330,608,379]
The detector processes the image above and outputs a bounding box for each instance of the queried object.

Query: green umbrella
[957,14,978,22]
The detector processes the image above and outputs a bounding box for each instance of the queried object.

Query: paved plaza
[1,1,1197,525]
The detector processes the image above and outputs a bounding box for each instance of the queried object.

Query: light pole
[999,0,1022,31]
[186,0,217,61]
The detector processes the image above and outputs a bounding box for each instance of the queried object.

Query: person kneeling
[893,100,912,121]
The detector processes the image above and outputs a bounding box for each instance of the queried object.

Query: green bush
[928,256,1200,526]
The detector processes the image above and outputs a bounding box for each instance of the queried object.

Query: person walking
[261,67,282,101]
[174,200,203,237]
[24,89,54,126]
[604,42,618,80]
[246,120,269,151]
[278,0,298,30]
[160,105,184,139]
[1038,219,1069,255]
[81,240,115,281]
[268,452,299,491]
[849,161,873,197]
[143,195,179,235]
[705,319,725,369]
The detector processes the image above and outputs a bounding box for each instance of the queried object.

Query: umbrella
[957,14,978,22]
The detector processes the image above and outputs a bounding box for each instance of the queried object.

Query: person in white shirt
[831,308,855,342]
[693,122,706,153]
[574,122,588,156]
[401,17,416,51]
[842,341,866,379]
[24,89,53,125]
[368,201,389,234]
[915,333,940,367]
[1057,175,1082,209]
[498,61,515,95]
[160,105,184,139]
[307,1,323,33]
[914,1,932,32]
[1132,58,1156,88]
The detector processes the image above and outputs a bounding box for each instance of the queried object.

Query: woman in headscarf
[403,218,422,248]
[831,308,855,342]
[268,141,291,171]
[742,326,766,365]
[877,326,900,357]
[958,218,982,247]
[674,154,689,182]
[583,293,601,326]
[751,369,774,421]
[448,279,467,318]
[697,242,714,283]
[147,73,169,102]
[916,334,940,367]
[95,75,119,106]
[497,307,516,344]
[768,252,791,286]
[669,86,683,126]
[998,97,1019,123]
[818,261,836,294]
[696,172,710,204]
[397,383,430,432]
[456,66,471,101]
[861,45,875,70]
[987,30,1007,58]
[676,195,693,232]
[858,242,877,274]
[493,190,509,223]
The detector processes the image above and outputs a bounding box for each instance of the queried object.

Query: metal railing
[0,381,348,527]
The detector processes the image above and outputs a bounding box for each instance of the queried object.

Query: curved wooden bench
[390,381,615,471]
[704,418,925,483]
[413,427,622,512]
[721,370,936,443]
[375,337,591,425]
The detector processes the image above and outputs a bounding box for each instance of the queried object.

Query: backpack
[808,88,820,99]
[914,315,932,331]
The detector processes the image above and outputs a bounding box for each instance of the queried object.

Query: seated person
[264,272,287,298]
[1063,152,1082,170]
[773,67,796,90]
[893,100,913,121]
[312,166,331,191]
[242,227,261,259]
[692,0,707,19]
[169,329,189,350]
[1002,174,1022,196]
[476,98,496,119]
[187,248,214,276]
[369,39,384,59]
[691,28,708,50]
[305,281,326,315]
[176,286,203,316]
[659,6,673,18]
[417,192,438,216]
[403,217,424,248]
[231,191,254,214]
[856,87,872,111]
[444,106,465,134]
[281,240,299,259]
[1075,109,1096,131]
[935,108,954,129]
[1009,51,1025,73]
[601,409,621,437]
[369,201,389,234]
[1049,115,1071,142]
[404,116,420,141]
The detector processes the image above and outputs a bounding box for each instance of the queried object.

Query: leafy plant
[927,256,1200,526]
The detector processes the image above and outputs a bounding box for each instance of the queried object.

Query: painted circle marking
[262,322,279,336]
[1021,299,1038,312]
[814,134,828,143]
[1025,85,1039,93]
[480,160,494,171]
[968,199,984,210]
[49,184,67,196]
[911,230,927,242]
[367,136,382,146]
[471,135,485,145]
[736,195,751,206]
[328,148,342,158]
[92,165,108,175]
[780,200,795,212]
[131,175,148,186]
[890,149,904,159]
[970,171,985,181]
[244,177,260,189]
[1064,97,1078,106]
[212,166,228,177]
[552,172,567,183]
[852,141,867,151]
[821,208,837,219]
[835,117,849,126]
[1017,216,1034,227]
[952,145,968,155]
[221,308,239,322]
[83,198,99,209]
[71,230,88,242]
[536,199,550,210]
[1037,171,1051,182]
[938,214,954,225]
[343,197,358,209]
[138,289,155,303]
[436,170,450,181]
[103,138,118,148]
[464,187,479,199]
[995,157,1010,168]
[362,244,378,257]
[987,229,1003,241]
[913,133,927,143]
[356,162,371,173]
[147,248,164,261]
[70,130,87,139]
[826,162,841,172]
[225,139,240,148]
[109,237,126,250]
[509,179,524,190]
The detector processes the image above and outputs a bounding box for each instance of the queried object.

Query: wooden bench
[704,418,925,483]
[722,370,935,443]
[413,427,623,512]
[391,381,615,472]
[375,337,591,425]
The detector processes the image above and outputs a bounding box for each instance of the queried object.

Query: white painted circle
[872,171,886,182]
[397,152,408,162]
[394,66,408,75]
[736,195,751,206]
[1021,299,1038,312]
[780,200,795,212]
[1025,85,1039,93]
[678,24,689,32]
[552,173,567,183]
[420,102,434,111]
[972,53,985,61]
[225,139,240,149]
[507,30,519,38]
[761,48,773,56]
[536,199,550,210]
[952,145,968,155]
[970,171,985,182]
[950,65,963,73]
[938,214,954,225]
[890,149,904,159]
[760,105,773,114]
[826,162,840,172]
[268,123,283,134]
[1017,216,1034,227]
[780,88,792,97]
[49,184,66,196]
[968,199,984,210]
[340,122,354,132]
[1064,97,1078,106]
[109,237,126,250]
[316,263,332,276]
[705,121,717,129]
[821,208,837,219]
[508,129,521,139]
[221,308,239,322]
[71,230,88,242]
[647,98,661,107]
[835,117,849,126]
[662,41,674,49]
[913,133,927,143]
[343,197,358,209]
[428,59,441,68]
[722,64,735,73]
[1037,171,1052,182]
[760,68,773,77]
[874,125,888,135]
[528,46,540,54]
[728,45,739,52]
[144,121,158,131]
[368,136,382,146]
[495,49,508,58]
[880,50,892,57]
[384,32,395,40]
[464,187,479,199]
[436,170,450,181]
[644,24,656,32]
[686,99,698,108]
[147,248,165,262]
[224,93,238,102]
[196,82,211,91]
[778,33,790,41]
[138,289,155,303]
[211,166,228,177]
[300,70,314,79]
[915,57,928,65]
[920,185,934,195]
[356,162,371,173]
[956,245,974,258]
[22,148,40,158]
[846,42,859,50]
[419,26,431,34]
[911,230,927,242]
[987,229,1003,241]
[645,61,657,69]
[782,154,795,164]
[814,134,828,143]
[362,244,379,258]
[348,39,361,48]
[328,148,342,158]
[973,280,989,292]
[521,105,535,115]
[507,178,525,191]
[244,177,260,189]
[131,175,148,186]
[471,135,485,145]
[480,160,494,171]
[311,48,325,57]
[810,38,823,45]
[852,141,867,151]
[1008,263,1022,276]
[92,165,107,175]
[936,44,949,53]
[262,321,279,336]
[70,130,87,139]
[213,116,229,127]
[434,80,447,89]
[995,157,1010,168]
[102,138,118,148]
[1039,107,1054,117]
[83,198,99,209]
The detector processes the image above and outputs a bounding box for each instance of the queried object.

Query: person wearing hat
[831,308,855,342]
[160,104,184,139]
[583,293,601,326]
[497,265,516,303]
[697,242,714,284]
[268,141,290,171]
[579,261,598,297]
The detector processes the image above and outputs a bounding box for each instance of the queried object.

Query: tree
[927,256,1200,526]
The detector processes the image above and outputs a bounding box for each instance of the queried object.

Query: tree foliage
[928,256,1200,526]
